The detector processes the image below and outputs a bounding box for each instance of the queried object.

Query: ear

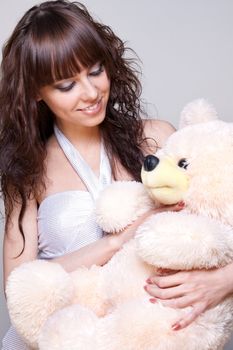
[179,99,218,129]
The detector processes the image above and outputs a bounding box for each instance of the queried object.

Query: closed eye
[54,81,76,92]
[89,63,104,77]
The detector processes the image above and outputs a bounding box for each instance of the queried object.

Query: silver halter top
[2,127,112,350]
[37,125,112,259]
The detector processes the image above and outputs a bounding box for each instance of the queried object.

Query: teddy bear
[6,99,233,350]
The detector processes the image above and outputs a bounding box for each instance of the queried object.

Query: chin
[86,112,106,127]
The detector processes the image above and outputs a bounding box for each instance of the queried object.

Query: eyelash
[56,64,104,92]
[90,63,104,77]
[57,81,75,92]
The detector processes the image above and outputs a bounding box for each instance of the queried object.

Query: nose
[143,155,159,172]
[81,78,98,101]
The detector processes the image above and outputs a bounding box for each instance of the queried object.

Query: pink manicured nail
[172,323,181,331]
[149,298,157,304]
[178,201,185,207]
[144,285,148,291]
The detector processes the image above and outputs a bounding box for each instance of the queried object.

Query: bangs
[25,10,108,88]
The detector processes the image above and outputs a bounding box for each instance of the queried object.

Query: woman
[0,1,176,348]
[1,1,232,349]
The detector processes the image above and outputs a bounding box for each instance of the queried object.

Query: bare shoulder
[143,119,176,149]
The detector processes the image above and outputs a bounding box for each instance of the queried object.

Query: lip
[76,98,103,115]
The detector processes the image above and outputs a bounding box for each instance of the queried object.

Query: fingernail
[149,298,157,304]
[146,278,152,284]
[144,285,147,291]
[172,323,181,331]
[178,201,185,207]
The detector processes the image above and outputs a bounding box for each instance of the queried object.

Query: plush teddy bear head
[141,99,233,228]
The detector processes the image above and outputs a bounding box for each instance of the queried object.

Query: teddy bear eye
[178,158,189,169]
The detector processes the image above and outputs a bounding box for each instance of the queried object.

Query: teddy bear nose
[143,155,159,172]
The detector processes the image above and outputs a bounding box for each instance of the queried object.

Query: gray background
[0,0,233,348]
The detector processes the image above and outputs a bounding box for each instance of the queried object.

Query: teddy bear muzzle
[141,156,189,205]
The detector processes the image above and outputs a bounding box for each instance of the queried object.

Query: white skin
[4,61,233,333]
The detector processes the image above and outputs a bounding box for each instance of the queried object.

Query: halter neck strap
[54,125,112,200]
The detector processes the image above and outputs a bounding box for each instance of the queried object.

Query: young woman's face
[38,62,110,129]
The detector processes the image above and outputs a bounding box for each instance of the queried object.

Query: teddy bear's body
[6,100,233,350]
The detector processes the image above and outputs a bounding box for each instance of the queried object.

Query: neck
[56,121,101,149]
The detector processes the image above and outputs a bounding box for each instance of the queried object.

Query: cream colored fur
[6,100,233,349]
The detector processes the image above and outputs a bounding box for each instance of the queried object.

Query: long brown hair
[0,1,146,248]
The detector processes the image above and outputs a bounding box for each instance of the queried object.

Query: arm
[3,198,38,290]
[3,199,148,283]
[51,230,125,271]
[4,197,181,287]
[3,195,139,285]
[52,208,164,272]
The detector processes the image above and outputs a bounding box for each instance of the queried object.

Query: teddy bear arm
[95,181,155,233]
[136,211,233,270]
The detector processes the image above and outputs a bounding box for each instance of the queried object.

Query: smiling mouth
[77,98,102,111]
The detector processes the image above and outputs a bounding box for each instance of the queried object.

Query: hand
[144,263,233,330]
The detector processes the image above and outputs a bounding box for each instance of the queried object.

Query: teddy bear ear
[179,98,218,129]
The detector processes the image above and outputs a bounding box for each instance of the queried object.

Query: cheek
[101,73,111,93]
[103,80,111,99]
[45,93,77,113]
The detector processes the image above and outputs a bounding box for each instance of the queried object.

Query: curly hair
[0,0,146,249]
